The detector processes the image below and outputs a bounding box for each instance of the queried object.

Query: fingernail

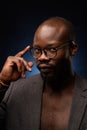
[27,66,32,71]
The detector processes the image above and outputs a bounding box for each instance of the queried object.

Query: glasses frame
[30,41,72,59]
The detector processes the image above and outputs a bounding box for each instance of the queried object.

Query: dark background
[0,1,87,77]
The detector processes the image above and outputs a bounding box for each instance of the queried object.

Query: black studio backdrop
[0,1,87,77]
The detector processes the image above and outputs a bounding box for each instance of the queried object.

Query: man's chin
[40,71,54,79]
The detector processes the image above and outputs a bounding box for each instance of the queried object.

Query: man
[0,16,87,130]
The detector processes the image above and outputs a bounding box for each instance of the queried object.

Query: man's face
[33,25,71,78]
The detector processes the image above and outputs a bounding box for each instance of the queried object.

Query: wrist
[0,73,11,86]
[0,79,10,87]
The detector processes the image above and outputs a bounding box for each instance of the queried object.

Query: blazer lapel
[68,75,87,130]
[30,75,43,130]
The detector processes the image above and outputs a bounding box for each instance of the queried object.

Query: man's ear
[70,41,78,56]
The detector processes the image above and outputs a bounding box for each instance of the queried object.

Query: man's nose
[38,51,49,60]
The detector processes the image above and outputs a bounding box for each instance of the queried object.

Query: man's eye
[48,48,57,52]
[34,48,41,53]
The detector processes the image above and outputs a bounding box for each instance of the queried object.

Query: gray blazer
[0,74,87,130]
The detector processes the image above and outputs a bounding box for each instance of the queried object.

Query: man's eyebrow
[33,44,57,48]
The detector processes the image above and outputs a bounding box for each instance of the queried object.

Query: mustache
[37,60,49,65]
[37,61,54,68]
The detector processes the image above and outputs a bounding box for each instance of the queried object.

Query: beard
[40,60,71,78]
[39,59,73,91]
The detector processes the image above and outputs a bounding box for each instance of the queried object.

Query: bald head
[34,17,76,43]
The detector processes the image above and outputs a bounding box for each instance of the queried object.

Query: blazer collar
[68,74,87,130]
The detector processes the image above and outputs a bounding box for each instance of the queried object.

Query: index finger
[15,45,31,57]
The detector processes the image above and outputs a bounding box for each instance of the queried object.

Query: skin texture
[0,17,78,130]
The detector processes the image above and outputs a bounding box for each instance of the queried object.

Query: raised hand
[0,46,34,84]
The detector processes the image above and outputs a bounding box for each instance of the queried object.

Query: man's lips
[37,64,53,73]
[37,63,51,68]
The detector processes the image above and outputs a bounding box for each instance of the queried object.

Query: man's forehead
[35,24,68,41]
[38,25,56,36]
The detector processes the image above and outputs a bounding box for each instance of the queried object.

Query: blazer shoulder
[75,74,87,90]
[11,73,42,88]
[2,74,43,102]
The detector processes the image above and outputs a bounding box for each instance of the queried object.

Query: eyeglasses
[30,41,72,59]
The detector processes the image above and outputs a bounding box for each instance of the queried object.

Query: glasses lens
[31,48,41,58]
[46,50,56,58]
